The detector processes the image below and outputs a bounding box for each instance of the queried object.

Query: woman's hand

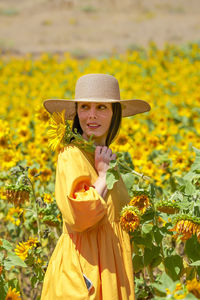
[95,146,116,178]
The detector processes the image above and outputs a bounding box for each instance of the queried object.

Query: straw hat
[43,73,151,119]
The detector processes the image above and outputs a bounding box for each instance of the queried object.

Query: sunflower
[120,205,140,233]
[40,168,52,181]
[156,200,180,214]
[5,207,24,226]
[187,278,200,298]
[129,194,151,214]
[47,109,66,151]
[0,135,9,148]
[15,237,39,260]
[171,216,200,241]
[0,186,7,200]
[165,283,186,299]
[5,287,21,300]
[5,188,30,206]
[0,148,22,170]
[0,264,3,275]
[43,193,54,203]
[28,167,39,178]
[15,241,29,261]
[26,236,39,248]
[17,125,31,143]
[35,104,50,122]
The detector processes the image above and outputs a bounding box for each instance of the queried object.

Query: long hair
[72,102,122,146]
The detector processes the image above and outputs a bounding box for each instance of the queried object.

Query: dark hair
[72,102,122,146]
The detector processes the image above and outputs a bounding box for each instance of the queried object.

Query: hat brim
[43,98,151,120]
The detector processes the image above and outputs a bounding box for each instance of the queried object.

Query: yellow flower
[47,109,66,151]
[15,242,29,261]
[17,125,31,143]
[0,186,7,200]
[26,236,39,248]
[5,189,30,206]
[129,194,151,214]
[0,119,10,149]
[40,168,52,182]
[120,206,140,233]
[111,130,133,153]
[187,278,200,298]
[156,201,180,214]
[28,167,39,178]
[171,219,200,241]
[35,104,50,122]
[5,207,24,226]
[0,148,22,170]
[5,287,21,300]
[43,193,54,203]
[165,283,186,299]
[0,136,9,148]
[15,237,39,261]
[0,264,3,275]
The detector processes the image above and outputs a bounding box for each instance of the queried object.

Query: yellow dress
[41,144,135,300]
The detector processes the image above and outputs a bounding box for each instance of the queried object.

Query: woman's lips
[87,123,101,129]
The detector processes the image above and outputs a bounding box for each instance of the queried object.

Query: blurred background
[1,2,200,300]
[0,0,200,58]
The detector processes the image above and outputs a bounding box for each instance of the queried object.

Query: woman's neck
[82,133,106,146]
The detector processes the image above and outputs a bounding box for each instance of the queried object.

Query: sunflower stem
[27,177,42,244]
[117,160,151,181]
[151,194,166,273]
[147,265,154,282]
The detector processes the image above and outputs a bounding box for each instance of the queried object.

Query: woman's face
[77,102,113,146]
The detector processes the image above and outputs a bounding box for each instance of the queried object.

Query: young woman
[41,73,151,300]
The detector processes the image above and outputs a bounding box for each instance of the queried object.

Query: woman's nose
[88,107,97,119]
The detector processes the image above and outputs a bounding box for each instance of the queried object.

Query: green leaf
[152,272,176,293]
[150,183,156,198]
[151,282,167,295]
[144,245,160,266]
[189,260,200,266]
[133,233,153,249]
[175,176,186,186]
[132,255,144,272]
[154,227,164,244]
[185,266,196,280]
[120,173,134,192]
[185,236,200,262]
[0,278,7,300]
[197,266,200,277]
[185,181,196,195]
[142,223,153,234]
[150,256,162,268]
[106,168,120,190]
[4,252,27,270]
[184,171,196,182]
[164,255,183,281]
[191,147,200,172]
[2,239,13,251]
[109,160,118,168]
[186,294,199,300]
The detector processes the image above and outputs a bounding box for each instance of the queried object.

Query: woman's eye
[80,104,89,110]
[97,105,107,110]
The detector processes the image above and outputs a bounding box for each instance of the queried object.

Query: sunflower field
[0,43,200,299]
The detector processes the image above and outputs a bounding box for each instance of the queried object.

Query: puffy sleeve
[55,145,107,232]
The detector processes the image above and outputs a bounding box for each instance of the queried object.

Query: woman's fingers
[107,148,112,156]
[101,146,108,154]
[95,146,116,161]
[95,146,102,156]
[111,153,116,160]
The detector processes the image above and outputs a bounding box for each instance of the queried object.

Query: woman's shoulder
[58,144,88,162]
